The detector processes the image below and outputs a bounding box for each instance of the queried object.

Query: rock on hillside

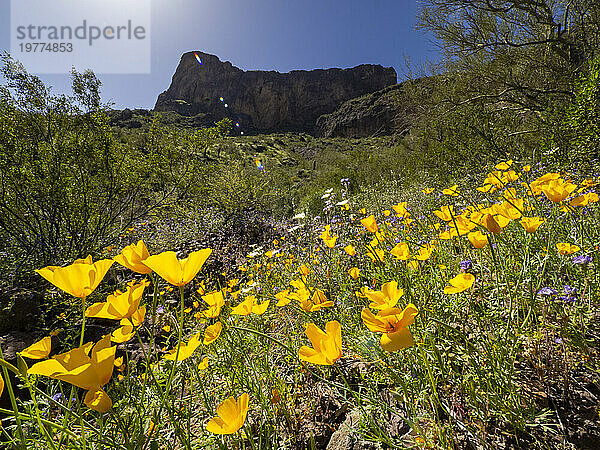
[154,51,397,132]
[315,77,434,138]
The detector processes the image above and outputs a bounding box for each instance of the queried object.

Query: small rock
[326,409,382,450]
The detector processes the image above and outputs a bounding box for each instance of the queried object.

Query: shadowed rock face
[315,78,434,138]
[154,52,397,132]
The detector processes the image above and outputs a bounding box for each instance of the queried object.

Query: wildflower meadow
[0,159,598,449]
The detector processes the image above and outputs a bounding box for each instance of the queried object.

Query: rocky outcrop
[315,77,434,138]
[154,52,397,132]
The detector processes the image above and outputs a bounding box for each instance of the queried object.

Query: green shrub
[0,57,226,276]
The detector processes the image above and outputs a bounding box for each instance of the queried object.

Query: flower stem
[0,345,26,449]
[80,296,87,346]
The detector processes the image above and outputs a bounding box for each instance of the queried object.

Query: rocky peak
[154,51,397,132]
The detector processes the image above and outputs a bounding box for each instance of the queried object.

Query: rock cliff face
[154,52,397,132]
[315,77,435,138]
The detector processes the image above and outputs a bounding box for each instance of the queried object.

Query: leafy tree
[562,55,600,168]
[418,0,600,112]
[0,55,222,275]
[411,1,600,167]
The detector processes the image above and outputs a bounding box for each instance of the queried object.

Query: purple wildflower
[572,254,592,265]
[557,285,578,303]
[459,260,472,271]
[537,287,558,296]
[51,393,65,403]
[563,285,578,296]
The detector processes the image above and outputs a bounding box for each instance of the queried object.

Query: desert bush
[0,57,229,280]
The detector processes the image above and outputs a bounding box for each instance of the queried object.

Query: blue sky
[0,0,440,109]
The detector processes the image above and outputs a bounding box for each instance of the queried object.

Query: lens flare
[194,53,202,65]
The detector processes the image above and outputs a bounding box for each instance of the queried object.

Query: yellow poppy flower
[494,199,523,220]
[163,332,202,361]
[442,184,459,196]
[414,245,433,261]
[201,291,225,318]
[206,393,249,435]
[570,192,600,207]
[556,243,580,255]
[520,217,544,233]
[298,289,334,312]
[361,304,418,351]
[495,214,511,229]
[320,233,337,248]
[433,205,455,222]
[364,281,404,310]
[231,296,269,316]
[203,322,223,345]
[35,256,114,298]
[348,267,360,279]
[28,334,116,412]
[198,357,209,371]
[83,388,112,412]
[19,336,52,360]
[360,215,379,233]
[422,188,434,194]
[393,202,409,217]
[407,260,419,271]
[109,306,145,343]
[495,160,513,170]
[541,179,577,203]
[344,245,356,256]
[114,240,152,274]
[142,249,212,287]
[443,273,475,294]
[480,214,502,234]
[252,298,270,315]
[390,242,410,260]
[529,172,560,194]
[467,230,489,248]
[503,170,520,182]
[439,228,458,240]
[477,184,495,193]
[86,280,149,321]
[450,216,476,236]
[275,290,292,307]
[298,321,342,366]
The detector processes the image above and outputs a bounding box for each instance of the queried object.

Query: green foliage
[565,56,600,168]
[0,57,226,277]
[0,58,130,269]
[413,0,600,175]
